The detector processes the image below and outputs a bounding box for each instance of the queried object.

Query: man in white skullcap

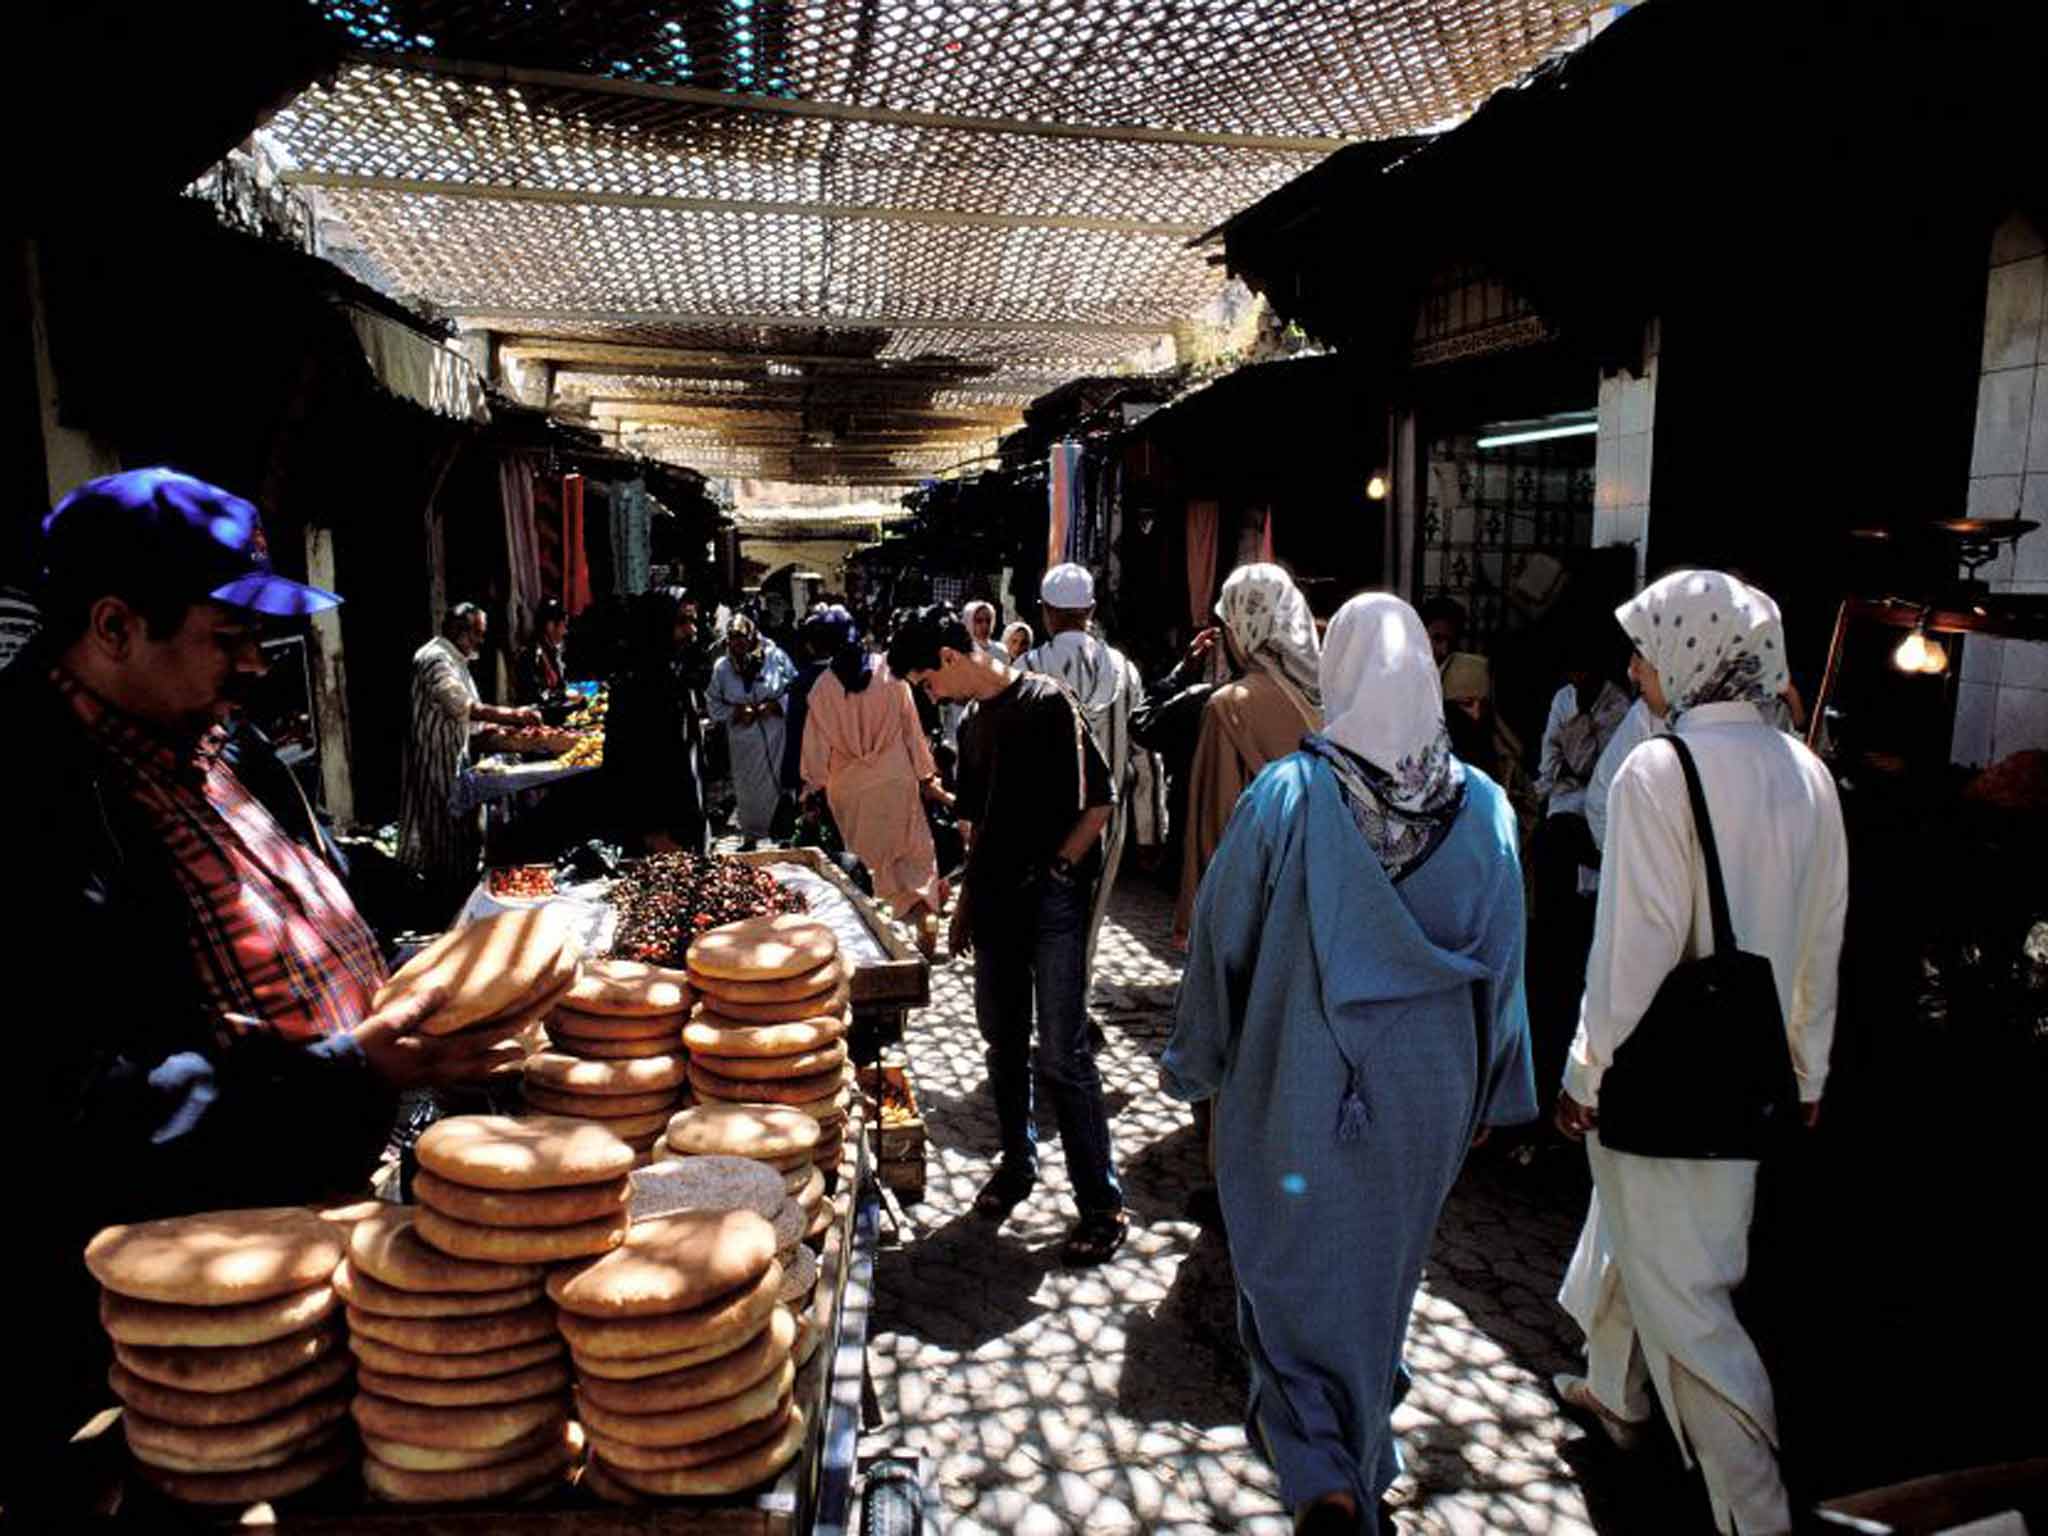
[1024,563,1139,965]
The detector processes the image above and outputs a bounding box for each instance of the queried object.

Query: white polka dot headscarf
[1615,570,1789,722]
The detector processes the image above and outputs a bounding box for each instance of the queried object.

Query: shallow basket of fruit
[858,1063,927,1201]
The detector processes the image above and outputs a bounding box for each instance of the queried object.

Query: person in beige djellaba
[1553,569,1847,1536]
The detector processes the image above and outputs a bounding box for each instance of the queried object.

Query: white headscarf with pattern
[1215,563,1322,715]
[1615,570,1789,724]
[1304,593,1465,879]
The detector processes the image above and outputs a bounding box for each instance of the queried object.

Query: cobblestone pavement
[860,872,1719,1535]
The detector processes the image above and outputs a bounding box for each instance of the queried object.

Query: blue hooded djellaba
[1164,592,1536,1514]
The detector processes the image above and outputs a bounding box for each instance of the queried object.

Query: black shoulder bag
[1595,734,1802,1160]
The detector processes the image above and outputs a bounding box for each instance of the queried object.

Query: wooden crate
[859,1064,927,1202]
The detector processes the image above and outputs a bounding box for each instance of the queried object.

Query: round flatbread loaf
[584,1396,792,1475]
[666,1102,820,1161]
[113,1323,339,1395]
[687,914,838,982]
[547,1006,685,1042]
[628,1155,786,1226]
[348,1333,562,1381]
[793,1166,827,1216]
[108,1351,351,1429]
[575,1356,793,1449]
[692,953,846,1005]
[694,985,852,1026]
[790,1085,855,1121]
[556,1262,781,1360]
[564,957,693,1017]
[681,1013,847,1060]
[804,1198,835,1244]
[363,1417,562,1472]
[353,1388,563,1452]
[346,1300,557,1356]
[793,1310,820,1369]
[411,1169,630,1231]
[86,1208,344,1307]
[373,905,579,1036]
[548,1210,777,1320]
[604,1402,806,1495]
[313,1199,387,1227]
[348,1206,545,1293]
[127,1422,344,1476]
[361,1420,577,1503]
[518,1106,671,1140]
[569,1313,774,1380]
[782,1163,817,1196]
[692,1041,848,1083]
[519,1082,680,1120]
[524,1056,692,1097]
[577,1307,794,1416]
[356,1355,568,1408]
[121,1386,350,1465]
[523,1049,687,1096]
[98,1282,338,1349]
[777,1246,819,1310]
[333,1258,542,1318]
[132,1432,353,1505]
[415,1114,636,1191]
[414,1204,628,1264]
[687,1059,847,1107]
[547,1030,680,1060]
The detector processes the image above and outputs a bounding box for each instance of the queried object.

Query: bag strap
[1658,733,1738,957]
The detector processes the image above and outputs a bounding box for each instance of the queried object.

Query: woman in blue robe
[1165,592,1536,1536]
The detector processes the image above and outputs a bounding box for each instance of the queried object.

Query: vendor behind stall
[0,469,525,1511]
[400,601,542,911]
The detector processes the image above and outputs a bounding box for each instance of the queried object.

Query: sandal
[1060,1208,1128,1267]
[973,1165,1035,1220]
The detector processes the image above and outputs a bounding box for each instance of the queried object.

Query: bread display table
[60,851,919,1532]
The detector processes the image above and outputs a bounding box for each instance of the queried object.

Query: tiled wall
[1593,318,1659,588]
[1952,213,2048,767]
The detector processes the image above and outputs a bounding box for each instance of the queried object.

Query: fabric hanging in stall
[562,473,593,616]
[1259,507,1276,565]
[533,474,564,603]
[1187,500,1220,629]
[610,479,653,596]
[498,455,542,656]
[1047,440,1083,569]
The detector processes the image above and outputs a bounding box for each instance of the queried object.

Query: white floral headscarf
[1303,592,1465,880]
[1215,563,1322,715]
[1616,570,1789,724]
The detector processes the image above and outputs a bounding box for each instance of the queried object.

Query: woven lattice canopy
[278,0,1591,483]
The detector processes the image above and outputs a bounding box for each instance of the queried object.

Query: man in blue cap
[0,468,524,1505]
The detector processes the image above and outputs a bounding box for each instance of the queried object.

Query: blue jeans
[972,876,1123,1214]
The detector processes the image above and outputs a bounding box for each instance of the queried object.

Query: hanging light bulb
[1892,619,1949,675]
[1366,474,1388,502]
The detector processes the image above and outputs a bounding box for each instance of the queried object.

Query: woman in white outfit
[1554,570,1847,1536]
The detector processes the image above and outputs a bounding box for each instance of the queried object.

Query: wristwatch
[1047,855,1078,885]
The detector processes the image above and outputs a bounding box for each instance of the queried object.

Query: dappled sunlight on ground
[859,873,1711,1534]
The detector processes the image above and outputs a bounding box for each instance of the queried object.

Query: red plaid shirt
[58,669,387,1042]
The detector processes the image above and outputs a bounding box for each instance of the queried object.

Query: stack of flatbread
[528,959,693,1162]
[410,1116,635,1266]
[340,1206,578,1504]
[684,916,854,1181]
[87,1208,355,1506]
[374,906,582,1065]
[626,1157,824,1373]
[664,1103,834,1257]
[551,1208,805,1501]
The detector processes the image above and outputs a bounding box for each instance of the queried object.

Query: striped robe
[399,636,482,890]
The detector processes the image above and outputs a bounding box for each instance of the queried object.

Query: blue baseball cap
[42,468,341,617]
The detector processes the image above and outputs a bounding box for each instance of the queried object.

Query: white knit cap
[1039,563,1095,608]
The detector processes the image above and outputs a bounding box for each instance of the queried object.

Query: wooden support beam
[502,339,1075,375]
[454,309,1174,337]
[347,51,1350,154]
[283,172,1206,238]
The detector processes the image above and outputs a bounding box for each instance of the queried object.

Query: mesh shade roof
[284,0,1592,482]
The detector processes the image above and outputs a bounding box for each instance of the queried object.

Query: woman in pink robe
[799,622,944,922]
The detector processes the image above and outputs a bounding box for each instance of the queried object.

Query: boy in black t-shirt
[888,605,1127,1266]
